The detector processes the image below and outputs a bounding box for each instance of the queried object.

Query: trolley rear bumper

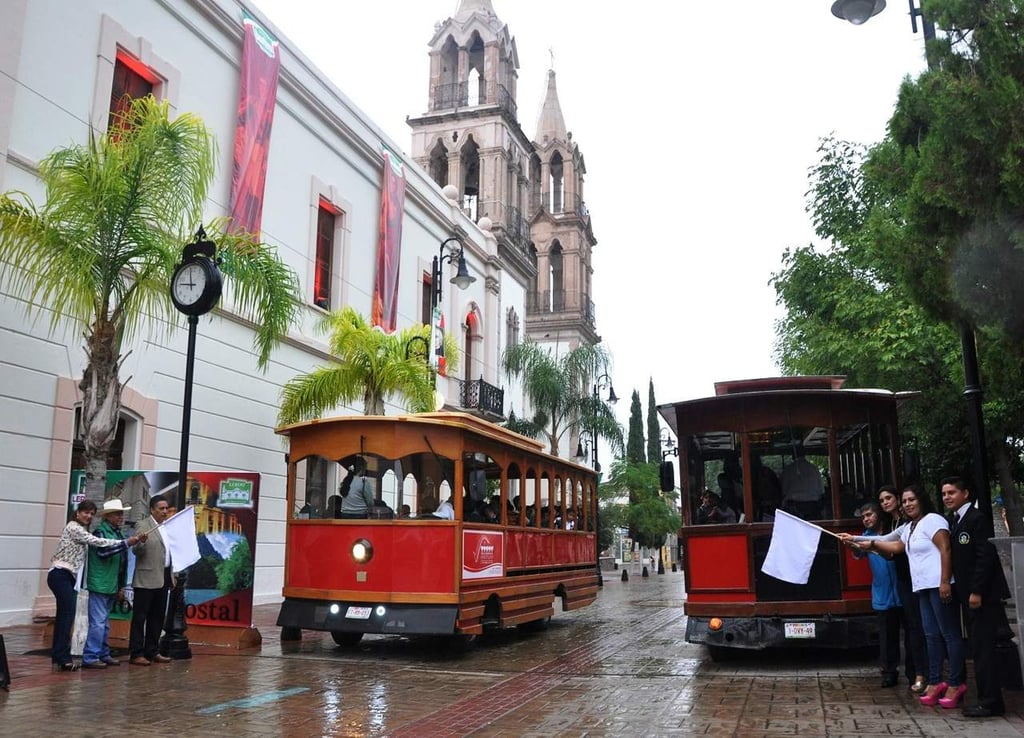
[685,614,878,650]
[277,598,458,636]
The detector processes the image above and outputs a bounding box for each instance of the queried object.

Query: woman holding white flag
[842,485,966,709]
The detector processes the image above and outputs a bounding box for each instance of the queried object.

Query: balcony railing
[455,377,504,418]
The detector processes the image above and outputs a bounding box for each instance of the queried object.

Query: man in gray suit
[129,495,173,665]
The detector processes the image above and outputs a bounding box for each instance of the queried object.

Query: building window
[422,273,433,324]
[108,55,154,129]
[91,16,180,132]
[314,201,337,309]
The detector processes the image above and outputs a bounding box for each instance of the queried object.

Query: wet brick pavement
[3,568,1024,736]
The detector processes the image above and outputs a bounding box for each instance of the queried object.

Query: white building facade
[0,0,523,625]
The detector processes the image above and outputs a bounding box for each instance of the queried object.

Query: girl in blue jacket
[856,502,902,687]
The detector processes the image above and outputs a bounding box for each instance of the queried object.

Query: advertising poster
[462,530,504,580]
[68,470,260,628]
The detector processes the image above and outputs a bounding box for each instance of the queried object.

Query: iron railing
[456,377,504,418]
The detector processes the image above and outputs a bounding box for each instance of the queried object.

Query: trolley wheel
[447,633,478,653]
[330,631,363,647]
[280,626,302,642]
[518,615,551,633]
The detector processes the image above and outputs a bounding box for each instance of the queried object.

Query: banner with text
[462,530,504,580]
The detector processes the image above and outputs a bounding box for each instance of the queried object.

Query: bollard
[671,563,677,572]
[642,566,649,578]
[658,559,665,575]
[621,569,629,582]
[613,561,618,570]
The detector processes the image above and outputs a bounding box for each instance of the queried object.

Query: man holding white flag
[761,509,827,585]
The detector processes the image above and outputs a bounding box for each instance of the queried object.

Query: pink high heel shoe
[919,682,948,706]
[939,684,967,709]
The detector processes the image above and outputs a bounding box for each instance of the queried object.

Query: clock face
[172,261,207,306]
[170,257,222,316]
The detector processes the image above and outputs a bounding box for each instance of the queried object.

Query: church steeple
[535,69,567,145]
[454,0,497,19]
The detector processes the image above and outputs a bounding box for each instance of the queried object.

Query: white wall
[0,0,523,624]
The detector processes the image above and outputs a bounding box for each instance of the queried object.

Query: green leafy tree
[626,390,645,464]
[858,0,1024,521]
[0,97,300,502]
[646,379,661,465]
[605,459,679,550]
[278,306,460,422]
[501,340,623,456]
[597,496,628,555]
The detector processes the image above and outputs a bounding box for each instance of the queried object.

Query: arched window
[549,241,564,311]
[548,151,564,212]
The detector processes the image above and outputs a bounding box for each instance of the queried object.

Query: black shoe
[963,704,1005,718]
[81,661,107,670]
[880,675,898,688]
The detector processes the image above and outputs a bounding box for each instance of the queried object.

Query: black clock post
[162,227,223,660]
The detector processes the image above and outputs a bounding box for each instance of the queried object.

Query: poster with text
[462,530,504,580]
[68,470,261,627]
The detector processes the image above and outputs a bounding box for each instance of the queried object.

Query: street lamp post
[831,0,992,536]
[587,373,617,584]
[429,237,475,403]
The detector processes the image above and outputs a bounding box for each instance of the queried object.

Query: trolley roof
[276,411,548,454]
[657,376,916,437]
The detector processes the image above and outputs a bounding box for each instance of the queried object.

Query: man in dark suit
[943,476,1011,717]
[129,495,173,666]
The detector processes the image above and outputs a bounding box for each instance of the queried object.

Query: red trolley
[659,376,913,654]
[276,412,599,646]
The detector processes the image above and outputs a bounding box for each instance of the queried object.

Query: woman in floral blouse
[47,500,145,671]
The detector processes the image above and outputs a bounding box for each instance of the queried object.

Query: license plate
[784,622,815,639]
[345,606,372,620]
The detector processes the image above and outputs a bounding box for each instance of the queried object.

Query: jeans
[83,591,115,663]
[917,587,965,686]
[46,568,76,665]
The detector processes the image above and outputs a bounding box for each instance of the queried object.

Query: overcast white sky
[250,0,928,439]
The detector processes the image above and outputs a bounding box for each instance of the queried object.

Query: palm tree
[278,306,461,422]
[0,96,300,501]
[501,340,623,457]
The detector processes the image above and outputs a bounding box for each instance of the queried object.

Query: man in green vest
[81,499,131,669]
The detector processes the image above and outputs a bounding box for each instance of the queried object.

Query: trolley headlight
[329,603,341,615]
[375,605,386,618]
[709,617,723,631]
[351,538,374,563]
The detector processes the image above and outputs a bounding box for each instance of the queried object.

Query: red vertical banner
[372,151,406,332]
[229,12,281,238]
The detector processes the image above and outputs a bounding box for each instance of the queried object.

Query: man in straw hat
[82,499,132,669]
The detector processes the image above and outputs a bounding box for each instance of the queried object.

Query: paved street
[3,567,1024,736]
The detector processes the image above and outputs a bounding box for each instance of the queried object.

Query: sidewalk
[4,574,1024,736]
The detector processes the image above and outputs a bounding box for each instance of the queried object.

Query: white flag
[761,509,823,585]
[161,506,201,571]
